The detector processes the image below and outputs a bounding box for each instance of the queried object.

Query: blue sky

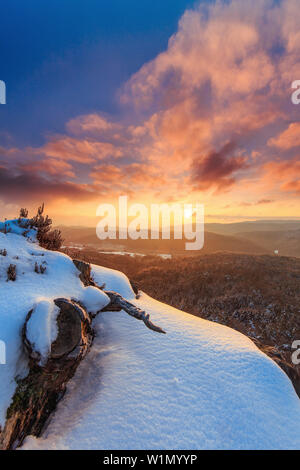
[0,0,196,146]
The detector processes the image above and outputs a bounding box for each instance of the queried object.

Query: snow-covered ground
[0,228,109,427]
[23,265,300,450]
[1,223,300,449]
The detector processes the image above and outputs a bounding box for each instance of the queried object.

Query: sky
[0,0,299,226]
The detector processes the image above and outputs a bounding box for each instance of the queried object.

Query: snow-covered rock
[0,226,109,428]
[26,300,60,365]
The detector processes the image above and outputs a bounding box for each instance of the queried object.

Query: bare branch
[103,291,166,334]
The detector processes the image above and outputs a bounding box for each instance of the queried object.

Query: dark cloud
[190,142,248,192]
[0,167,98,204]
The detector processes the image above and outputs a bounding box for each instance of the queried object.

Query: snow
[21,265,300,450]
[1,221,300,449]
[26,300,60,365]
[26,289,109,364]
[92,264,135,299]
[77,286,110,316]
[0,219,37,241]
[0,224,109,426]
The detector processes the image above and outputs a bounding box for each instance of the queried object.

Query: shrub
[34,262,47,274]
[19,208,28,219]
[23,204,63,251]
[7,264,16,282]
[40,264,47,274]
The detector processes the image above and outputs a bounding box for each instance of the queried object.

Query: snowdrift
[0,224,300,449]
[0,229,109,428]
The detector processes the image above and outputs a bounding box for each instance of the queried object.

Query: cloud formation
[0,166,98,204]
[190,142,248,192]
[263,157,300,194]
[1,0,299,216]
[268,122,300,149]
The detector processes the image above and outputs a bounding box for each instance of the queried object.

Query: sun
[184,207,193,219]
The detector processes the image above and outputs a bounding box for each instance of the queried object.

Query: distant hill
[58,220,300,257]
[202,232,267,254]
[58,225,268,255]
[235,229,300,258]
[205,220,300,235]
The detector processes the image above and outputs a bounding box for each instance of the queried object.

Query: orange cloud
[32,136,123,163]
[67,114,121,136]
[239,199,274,207]
[268,123,300,150]
[21,159,75,178]
[263,157,300,194]
[121,1,286,108]
[91,163,167,197]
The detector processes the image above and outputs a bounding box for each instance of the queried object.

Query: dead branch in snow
[102,291,166,334]
[72,259,166,334]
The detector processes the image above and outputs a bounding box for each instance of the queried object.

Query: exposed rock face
[0,299,93,450]
[73,259,96,287]
[129,279,139,296]
[51,299,92,359]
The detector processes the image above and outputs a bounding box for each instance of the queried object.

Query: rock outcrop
[0,299,93,450]
[73,259,96,287]
[0,259,164,450]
